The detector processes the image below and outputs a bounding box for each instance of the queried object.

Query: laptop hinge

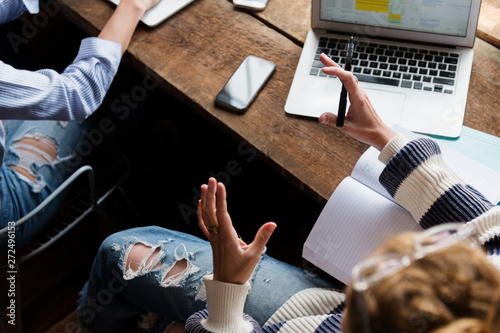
[324,31,457,49]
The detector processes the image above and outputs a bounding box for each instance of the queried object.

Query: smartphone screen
[215,55,276,113]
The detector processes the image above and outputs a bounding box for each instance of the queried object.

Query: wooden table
[477,0,500,47]
[58,0,500,205]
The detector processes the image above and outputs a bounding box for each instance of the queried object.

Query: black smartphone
[215,55,276,113]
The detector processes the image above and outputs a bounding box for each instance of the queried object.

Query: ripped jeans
[77,226,336,333]
[1,119,90,250]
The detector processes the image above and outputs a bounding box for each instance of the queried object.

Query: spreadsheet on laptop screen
[319,0,472,37]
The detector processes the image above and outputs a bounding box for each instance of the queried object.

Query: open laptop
[285,0,482,138]
[107,0,196,27]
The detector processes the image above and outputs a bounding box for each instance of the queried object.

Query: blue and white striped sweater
[186,136,500,333]
[380,138,495,229]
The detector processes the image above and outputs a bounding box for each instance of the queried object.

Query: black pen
[337,35,354,127]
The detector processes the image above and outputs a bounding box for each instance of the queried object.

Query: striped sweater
[185,134,500,333]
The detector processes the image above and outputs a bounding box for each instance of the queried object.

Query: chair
[0,152,136,333]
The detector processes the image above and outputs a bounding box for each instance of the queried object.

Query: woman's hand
[198,178,277,285]
[318,53,397,151]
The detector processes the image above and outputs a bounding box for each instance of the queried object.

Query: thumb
[251,222,276,254]
[319,112,337,126]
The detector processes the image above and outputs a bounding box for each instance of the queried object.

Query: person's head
[342,223,500,333]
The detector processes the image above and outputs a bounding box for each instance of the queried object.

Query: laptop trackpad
[360,89,405,127]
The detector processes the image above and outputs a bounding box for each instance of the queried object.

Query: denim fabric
[0,118,91,250]
[78,226,336,333]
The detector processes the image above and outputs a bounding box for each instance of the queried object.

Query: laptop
[285,0,482,138]
[107,0,197,27]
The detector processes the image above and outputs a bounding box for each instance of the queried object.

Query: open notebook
[285,0,482,138]
[302,125,500,285]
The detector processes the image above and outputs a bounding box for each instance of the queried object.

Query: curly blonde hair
[343,232,500,333]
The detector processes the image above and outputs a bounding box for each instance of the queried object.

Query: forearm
[98,0,148,55]
[356,122,398,151]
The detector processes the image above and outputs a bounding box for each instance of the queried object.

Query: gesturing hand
[198,177,277,285]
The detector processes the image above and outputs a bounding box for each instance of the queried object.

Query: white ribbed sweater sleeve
[201,275,254,333]
[378,133,408,164]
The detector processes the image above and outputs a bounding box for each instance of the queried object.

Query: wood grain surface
[478,0,500,48]
[58,0,500,204]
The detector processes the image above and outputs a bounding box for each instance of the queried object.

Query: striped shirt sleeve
[0,0,38,24]
[0,37,121,120]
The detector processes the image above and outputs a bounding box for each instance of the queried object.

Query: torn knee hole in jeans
[123,242,200,287]
[8,133,58,185]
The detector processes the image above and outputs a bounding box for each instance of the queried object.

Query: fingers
[319,112,337,127]
[318,55,342,127]
[319,53,341,69]
[319,53,371,130]
[250,222,276,255]
[198,181,216,238]
[320,53,360,96]
[197,198,210,239]
[197,178,230,238]
[324,66,359,93]
[197,178,275,258]
[215,181,229,228]
[201,179,218,229]
[204,178,217,219]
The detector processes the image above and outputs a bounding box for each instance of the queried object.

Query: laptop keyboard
[310,37,460,94]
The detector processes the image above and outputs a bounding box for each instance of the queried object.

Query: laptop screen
[320,0,473,38]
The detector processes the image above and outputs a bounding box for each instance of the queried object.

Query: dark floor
[92,63,327,267]
[0,9,338,333]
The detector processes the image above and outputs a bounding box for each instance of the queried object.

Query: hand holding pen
[318,53,397,151]
[336,35,354,127]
